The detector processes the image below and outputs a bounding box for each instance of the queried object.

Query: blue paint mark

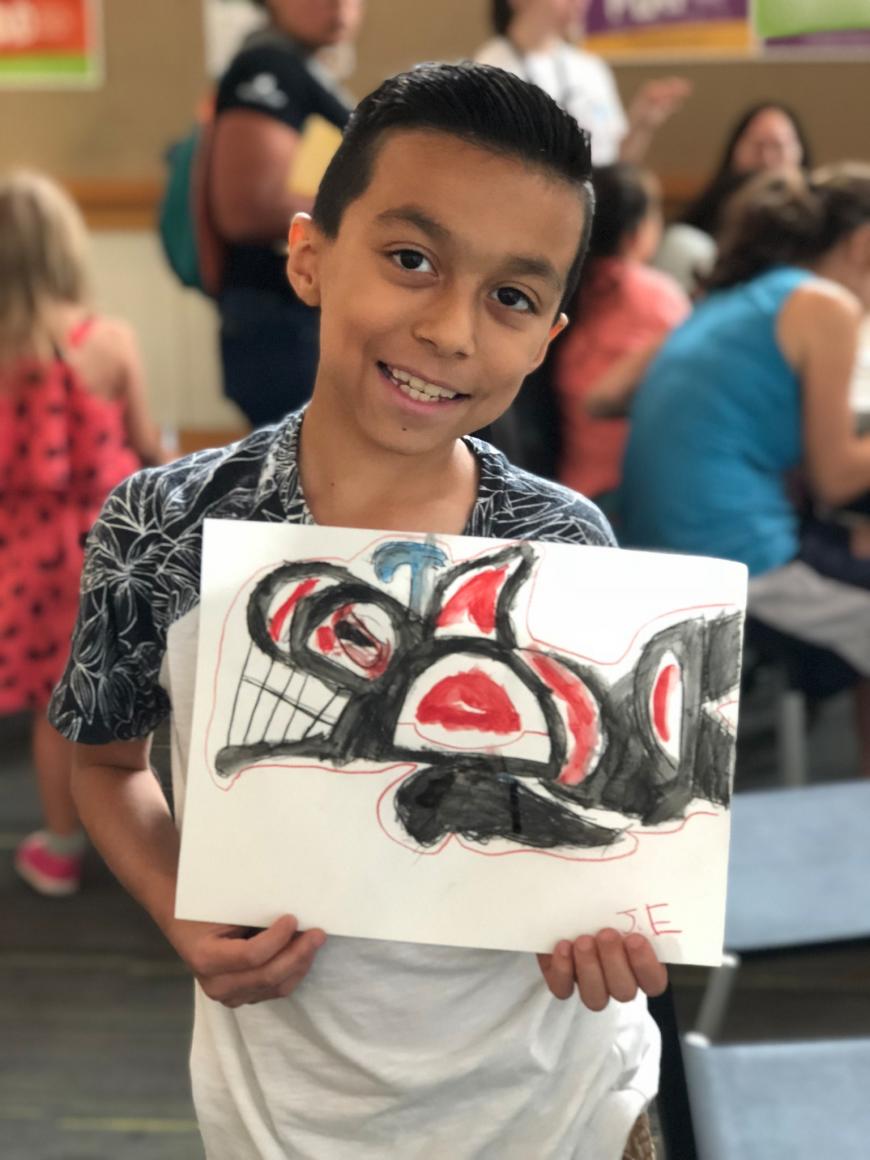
[373,540,447,613]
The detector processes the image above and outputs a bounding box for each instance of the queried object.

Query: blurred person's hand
[628,77,692,133]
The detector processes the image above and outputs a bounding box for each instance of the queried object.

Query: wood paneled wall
[2,1,867,194]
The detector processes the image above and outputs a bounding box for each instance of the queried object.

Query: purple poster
[584,0,870,57]
[584,0,752,57]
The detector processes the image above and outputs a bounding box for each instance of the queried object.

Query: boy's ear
[550,312,569,341]
[529,312,569,373]
[286,213,325,307]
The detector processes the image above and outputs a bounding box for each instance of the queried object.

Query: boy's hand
[537,929,667,1010]
[167,914,326,1008]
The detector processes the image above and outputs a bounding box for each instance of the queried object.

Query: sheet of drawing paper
[176,521,748,966]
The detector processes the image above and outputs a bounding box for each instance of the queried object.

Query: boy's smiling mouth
[377,361,467,405]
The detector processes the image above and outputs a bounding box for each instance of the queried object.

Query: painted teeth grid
[227,641,346,748]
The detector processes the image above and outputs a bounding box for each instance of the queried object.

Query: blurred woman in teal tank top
[622,264,807,575]
[620,164,870,776]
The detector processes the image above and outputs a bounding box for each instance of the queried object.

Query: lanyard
[505,37,576,111]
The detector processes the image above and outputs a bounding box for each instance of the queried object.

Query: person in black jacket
[210,0,363,427]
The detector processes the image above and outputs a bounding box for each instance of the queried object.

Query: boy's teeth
[388,365,458,401]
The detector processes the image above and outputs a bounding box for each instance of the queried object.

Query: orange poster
[0,0,102,85]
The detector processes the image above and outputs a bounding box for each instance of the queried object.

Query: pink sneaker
[14,832,83,897]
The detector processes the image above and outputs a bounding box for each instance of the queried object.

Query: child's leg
[14,713,85,896]
[32,711,79,835]
[856,679,870,778]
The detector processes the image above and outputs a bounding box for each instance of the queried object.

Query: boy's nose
[411,288,476,359]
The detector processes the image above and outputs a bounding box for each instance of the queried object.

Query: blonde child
[0,170,166,895]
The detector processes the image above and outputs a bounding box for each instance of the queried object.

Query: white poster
[176,521,747,967]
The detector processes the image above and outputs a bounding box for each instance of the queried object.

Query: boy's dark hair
[312,62,594,312]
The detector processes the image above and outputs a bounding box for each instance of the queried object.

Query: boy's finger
[625,934,668,996]
[537,942,575,1000]
[206,929,327,1005]
[230,914,303,970]
[203,915,300,975]
[257,928,327,990]
[595,929,639,1003]
[572,935,609,1011]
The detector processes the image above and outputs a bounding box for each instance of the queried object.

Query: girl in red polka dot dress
[0,171,166,895]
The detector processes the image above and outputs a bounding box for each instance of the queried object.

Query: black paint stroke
[216,543,742,852]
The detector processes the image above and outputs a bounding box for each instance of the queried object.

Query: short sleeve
[216,44,313,131]
[49,474,171,744]
[624,268,692,343]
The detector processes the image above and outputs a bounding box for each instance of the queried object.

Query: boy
[50,63,667,1159]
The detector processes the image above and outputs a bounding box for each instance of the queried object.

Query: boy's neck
[298,394,480,535]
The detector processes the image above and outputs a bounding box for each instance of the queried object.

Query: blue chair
[683,1033,870,1160]
[681,781,870,1158]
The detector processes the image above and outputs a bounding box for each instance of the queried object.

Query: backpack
[158,104,225,298]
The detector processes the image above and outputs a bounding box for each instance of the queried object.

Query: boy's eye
[493,286,535,314]
[390,249,434,273]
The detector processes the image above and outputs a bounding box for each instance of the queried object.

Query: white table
[852,320,870,432]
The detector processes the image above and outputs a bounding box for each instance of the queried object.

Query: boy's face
[288,129,585,458]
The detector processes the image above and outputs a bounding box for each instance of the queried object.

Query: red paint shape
[416,668,521,734]
[331,605,392,678]
[652,662,679,743]
[316,626,336,653]
[436,566,508,634]
[529,653,600,786]
[269,578,319,643]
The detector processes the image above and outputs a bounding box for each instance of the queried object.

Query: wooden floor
[0,718,201,1160]
[1,678,869,1159]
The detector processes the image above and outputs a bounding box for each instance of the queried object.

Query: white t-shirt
[51,415,660,1160]
[167,607,658,1160]
[474,36,628,166]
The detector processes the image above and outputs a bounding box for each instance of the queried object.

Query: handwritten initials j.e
[616,902,683,937]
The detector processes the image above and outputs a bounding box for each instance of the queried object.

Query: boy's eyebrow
[501,255,564,292]
[375,206,451,242]
[375,205,564,292]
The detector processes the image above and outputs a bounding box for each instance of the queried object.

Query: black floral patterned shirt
[49,411,613,744]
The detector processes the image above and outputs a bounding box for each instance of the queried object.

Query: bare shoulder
[777,277,861,365]
[67,315,142,398]
[85,315,139,353]
[83,315,142,373]
[782,277,862,326]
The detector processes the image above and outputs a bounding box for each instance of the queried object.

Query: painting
[176,521,748,966]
